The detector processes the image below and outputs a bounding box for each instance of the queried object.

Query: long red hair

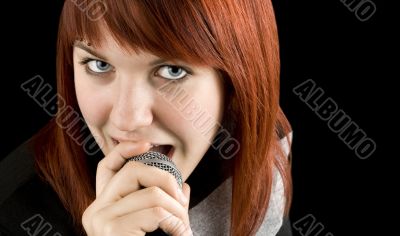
[33,0,292,235]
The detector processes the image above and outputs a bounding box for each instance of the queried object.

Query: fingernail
[178,187,188,205]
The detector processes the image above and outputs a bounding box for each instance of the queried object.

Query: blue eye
[86,60,113,73]
[157,65,188,80]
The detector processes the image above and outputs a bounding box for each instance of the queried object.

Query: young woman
[0,0,293,235]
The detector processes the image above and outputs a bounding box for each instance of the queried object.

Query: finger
[96,141,151,197]
[98,161,188,206]
[97,186,190,228]
[106,207,193,236]
[158,212,193,236]
[182,183,191,211]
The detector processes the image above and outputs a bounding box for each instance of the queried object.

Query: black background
[1,0,393,235]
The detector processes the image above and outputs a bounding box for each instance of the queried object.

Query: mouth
[111,138,175,159]
[149,144,174,159]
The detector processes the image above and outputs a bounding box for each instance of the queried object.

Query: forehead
[79,26,142,55]
[75,27,164,64]
[74,18,215,69]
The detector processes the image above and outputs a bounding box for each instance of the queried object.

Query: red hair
[33,0,292,235]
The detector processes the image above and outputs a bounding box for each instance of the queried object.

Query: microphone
[127,151,183,236]
[127,151,183,188]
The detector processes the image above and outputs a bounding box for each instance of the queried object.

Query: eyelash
[78,57,192,82]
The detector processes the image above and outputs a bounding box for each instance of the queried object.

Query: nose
[110,80,154,132]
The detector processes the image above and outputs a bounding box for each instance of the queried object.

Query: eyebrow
[74,41,108,61]
[149,58,168,66]
[74,41,170,66]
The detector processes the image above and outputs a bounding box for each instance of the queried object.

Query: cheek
[156,76,224,154]
[74,74,111,127]
[158,78,224,180]
[188,75,225,138]
[155,101,194,151]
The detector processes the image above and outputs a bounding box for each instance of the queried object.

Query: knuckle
[81,213,89,230]
[125,160,143,171]
[128,158,139,166]
[164,172,177,186]
[82,209,89,225]
[97,159,106,169]
[124,159,137,168]
[122,161,140,176]
[82,205,94,229]
[148,186,164,198]
[158,171,177,189]
[152,206,167,218]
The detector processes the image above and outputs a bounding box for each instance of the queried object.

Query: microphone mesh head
[127,151,183,188]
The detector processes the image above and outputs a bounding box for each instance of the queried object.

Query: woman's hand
[82,141,193,236]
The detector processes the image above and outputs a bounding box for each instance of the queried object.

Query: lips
[111,138,174,159]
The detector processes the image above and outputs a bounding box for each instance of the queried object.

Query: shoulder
[0,139,77,235]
